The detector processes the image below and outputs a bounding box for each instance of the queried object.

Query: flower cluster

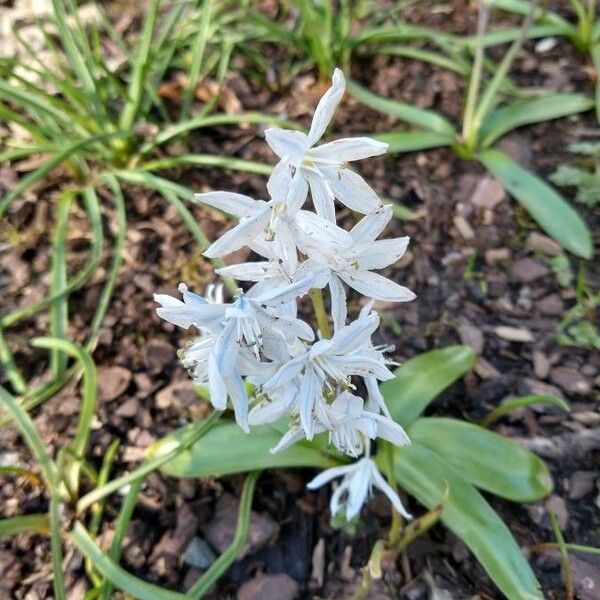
[155,69,416,521]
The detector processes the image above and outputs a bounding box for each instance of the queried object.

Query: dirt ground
[1,2,599,598]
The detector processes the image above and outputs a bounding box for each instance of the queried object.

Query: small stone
[485,248,511,264]
[458,321,484,354]
[525,232,562,256]
[538,294,563,316]
[570,556,600,600]
[202,493,279,559]
[550,367,591,396]
[469,177,506,209]
[494,326,534,342]
[183,537,216,570]
[523,378,564,399]
[115,398,139,418]
[535,37,559,53]
[545,495,568,530]
[453,215,474,240]
[569,471,596,500]
[146,339,175,371]
[511,258,549,283]
[237,573,299,600]
[474,357,501,380]
[97,366,132,402]
[532,351,550,379]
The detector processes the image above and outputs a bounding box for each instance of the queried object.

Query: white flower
[266,391,409,456]
[307,457,412,521]
[265,69,388,221]
[154,277,318,430]
[194,190,352,275]
[263,311,394,439]
[302,205,415,329]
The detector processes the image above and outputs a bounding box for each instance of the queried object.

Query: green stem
[187,471,260,597]
[383,441,403,545]
[309,288,331,339]
[462,0,489,146]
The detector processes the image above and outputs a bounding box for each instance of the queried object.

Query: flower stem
[309,288,331,339]
[383,441,403,545]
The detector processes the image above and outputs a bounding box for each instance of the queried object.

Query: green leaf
[392,442,543,599]
[69,523,190,600]
[410,417,553,502]
[373,131,454,153]
[380,346,476,428]
[591,44,600,124]
[152,421,339,478]
[0,514,49,538]
[478,149,592,258]
[480,94,594,148]
[481,394,570,427]
[347,79,456,135]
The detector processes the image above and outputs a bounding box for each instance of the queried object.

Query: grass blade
[50,492,66,600]
[76,412,221,514]
[0,131,126,219]
[481,394,570,427]
[591,43,600,124]
[119,0,160,131]
[31,338,97,496]
[1,185,104,327]
[0,514,49,538]
[0,386,58,493]
[0,328,27,394]
[480,94,594,148]
[69,522,190,600]
[98,479,143,600]
[347,79,456,135]
[140,154,271,175]
[187,471,260,597]
[373,131,454,153]
[50,191,74,378]
[180,0,213,120]
[478,149,592,258]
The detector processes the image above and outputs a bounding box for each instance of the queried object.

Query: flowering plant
[152,71,555,599]
[155,69,416,520]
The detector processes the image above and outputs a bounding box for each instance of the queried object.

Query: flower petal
[306,463,356,489]
[371,413,411,446]
[369,460,412,519]
[329,273,347,333]
[349,205,392,245]
[338,269,416,303]
[216,261,280,282]
[307,68,346,146]
[295,210,353,252]
[265,128,309,164]
[264,353,306,390]
[267,159,293,200]
[310,137,388,162]
[207,350,227,410]
[328,312,379,354]
[303,168,336,222]
[323,167,382,214]
[346,460,370,520]
[193,191,263,218]
[351,237,410,271]
[203,207,270,258]
[286,169,309,213]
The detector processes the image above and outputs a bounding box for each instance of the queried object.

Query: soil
[1,2,599,599]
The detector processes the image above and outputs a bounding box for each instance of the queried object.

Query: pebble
[569,471,596,500]
[453,215,475,239]
[550,367,591,396]
[97,366,132,402]
[545,495,568,530]
[237,573,299,600]
[469,176,506,209]
[485,248,511,264]
[511,257,549,283]
[474,357,501,380]
[494,326,534,342]
[183,537,216,570]
[458,321,484,354]
[537,294,563,316]
[525,232,562,256]
[532,351,550,379]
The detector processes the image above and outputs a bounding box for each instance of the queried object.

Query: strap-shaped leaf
[373,131,454,153]
[392,442,543,600]
[153,421,339,477]
[347,79,456,135]
[478,149,592,258]
[380,346,476,428]
[480,94,594,148]
[409,417,552,502]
